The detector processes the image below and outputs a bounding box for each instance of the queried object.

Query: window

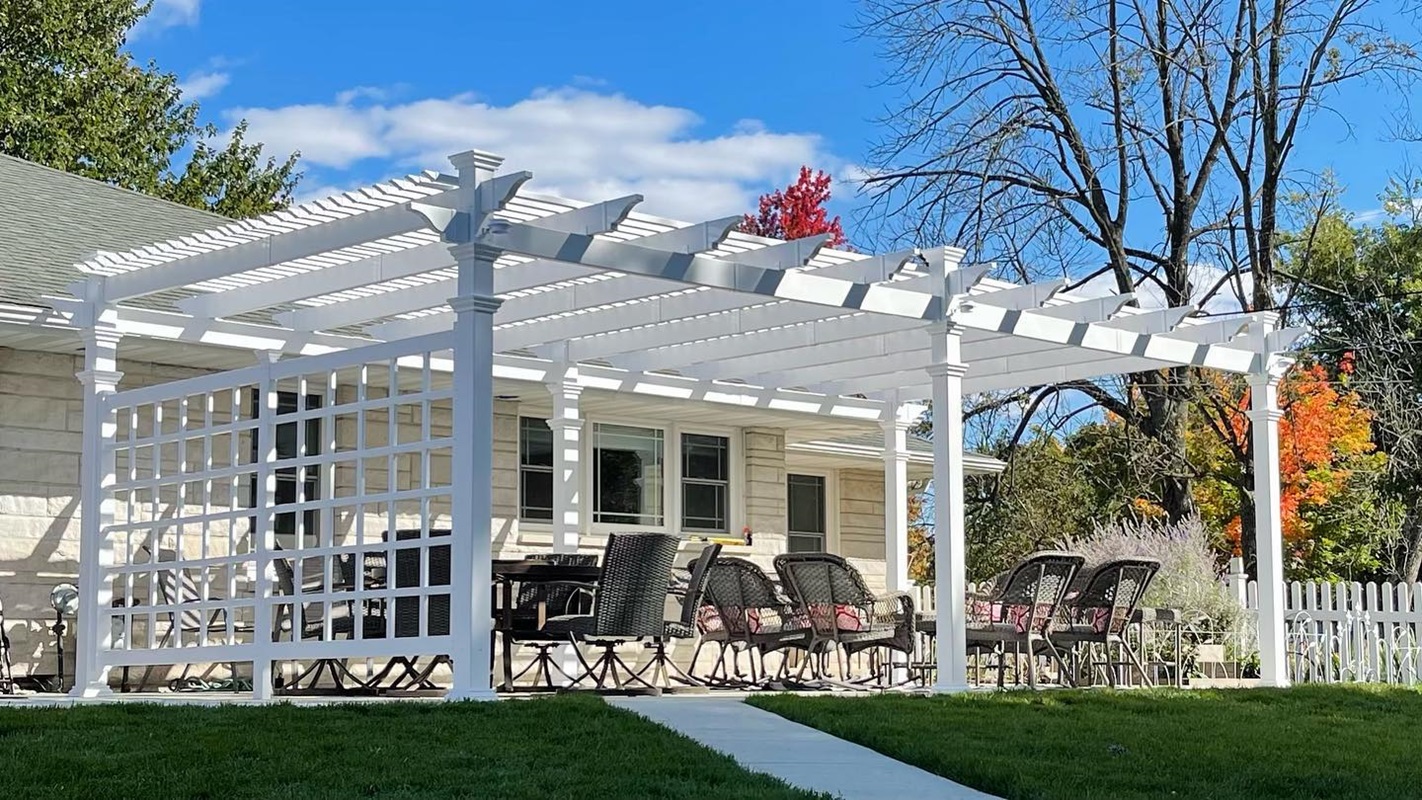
[518,417,554,521]
[681,433,730,532]
[249,392,322,538]
[787,473,827,552]
[592,423,664,525]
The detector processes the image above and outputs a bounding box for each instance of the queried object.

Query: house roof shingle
[0,154,225,308]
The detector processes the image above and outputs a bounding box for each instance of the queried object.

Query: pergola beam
[369,259,939,345]
[484,222,942,320]
[950,302,1257,373]
[94,186,464,303]
[178,236,445,319]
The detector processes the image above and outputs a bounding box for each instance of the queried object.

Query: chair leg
[1119,636,1154,687]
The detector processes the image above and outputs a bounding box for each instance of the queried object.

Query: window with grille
[787,473,827,552]
[681,433,729,532]
[518,416,554,521]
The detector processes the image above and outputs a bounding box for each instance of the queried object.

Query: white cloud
[178,70,229,101]
[1075,261,1252,314]
[133,0,201,36]
[226,87,834,220]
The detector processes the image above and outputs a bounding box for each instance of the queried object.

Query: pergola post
[548,366,583,554]
[928,322,969,692]
[447,150,503,701]
[881,406,912,594]
[73,313,123,698]
[1249,371,1289,687]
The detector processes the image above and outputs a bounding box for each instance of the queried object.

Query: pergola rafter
[57,147,1301,702]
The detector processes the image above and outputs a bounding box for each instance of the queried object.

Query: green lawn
[750,685,1422,800]
[0,695,822,800]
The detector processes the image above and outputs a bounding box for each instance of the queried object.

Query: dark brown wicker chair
[693,556,813,686]
[635,544,721,689]
[544,532,680,692]
[1051,557,1161,687]
[0,597,14,694]
[773,552,915,685]
[961,550,1085,688]
[272,553,386,693]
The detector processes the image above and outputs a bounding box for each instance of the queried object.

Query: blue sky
[131,0,1416,245]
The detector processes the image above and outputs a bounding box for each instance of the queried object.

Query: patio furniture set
[1,534,1160,696]
[693,549,1161,691]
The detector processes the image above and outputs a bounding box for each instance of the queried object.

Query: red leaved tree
[742,166,849,248]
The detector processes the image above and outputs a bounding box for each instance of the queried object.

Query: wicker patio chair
[137,550,254,690]
[961,550,1085,688]
[634,544,722,689]
[271,553,386,693]
[773,552,915,685]
[0,596,14,694]
[692,556,813,686]
[503,552,598,689]
[1050,557,1161,687]
[543,532,680,692]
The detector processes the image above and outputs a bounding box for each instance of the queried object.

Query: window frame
[247,390,324,542]
[679,431,733,534]
[786,470,837,554]
[513,408,743,538]
[516,416,555,523]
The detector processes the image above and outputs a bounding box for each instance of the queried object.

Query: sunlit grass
[751,685,1422,799]
[0,694,822,800]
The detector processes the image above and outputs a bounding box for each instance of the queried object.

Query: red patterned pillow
[696,605,722,634]
[834,603,871,632]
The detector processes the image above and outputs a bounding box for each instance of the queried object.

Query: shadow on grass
[750,685,1422,800]
[0,694,825,800]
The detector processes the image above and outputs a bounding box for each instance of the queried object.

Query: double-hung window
[787,473,827,552]
[518,417,554,521]
[249,391,322,539]
[681,433,730,533]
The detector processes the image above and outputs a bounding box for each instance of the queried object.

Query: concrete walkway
[608,696,998,800]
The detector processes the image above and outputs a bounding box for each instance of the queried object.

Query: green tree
[1291,205,1422,580]
[0,0,299,216]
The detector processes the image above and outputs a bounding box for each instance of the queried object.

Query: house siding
[839,468,888,593]
[0,347,214,677]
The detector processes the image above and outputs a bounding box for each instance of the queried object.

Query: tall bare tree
[861,0,1419,526]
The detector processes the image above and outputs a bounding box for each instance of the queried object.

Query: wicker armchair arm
[870,591,914,626]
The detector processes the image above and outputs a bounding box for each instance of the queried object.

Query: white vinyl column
[73,313,122,698]
[447,150,503,701]
[1249,371,1289,687]
[548,366,584,553]
[882,406,912,594]
[928,322,970,692]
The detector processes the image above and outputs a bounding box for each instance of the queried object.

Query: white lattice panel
[97,332,458,677]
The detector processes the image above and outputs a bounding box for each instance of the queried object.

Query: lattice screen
[97,332,458,676]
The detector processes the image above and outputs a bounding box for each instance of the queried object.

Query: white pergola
[60,149,1301,699]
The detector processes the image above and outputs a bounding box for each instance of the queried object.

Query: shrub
[1061,516,1256,666]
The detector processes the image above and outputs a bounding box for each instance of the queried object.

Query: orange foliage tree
[1192,357,1386,579]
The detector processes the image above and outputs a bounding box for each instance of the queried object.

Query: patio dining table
[493,559,602,691]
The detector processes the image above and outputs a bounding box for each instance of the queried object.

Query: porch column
[73,315,123,697]
[927,322,969,693]
[1249,371,1289,687]
[547,366,583,553]
[447,150,503,701]
[881,407,912,594]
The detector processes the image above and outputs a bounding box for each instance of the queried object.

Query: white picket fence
[1244,579,1422,685]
